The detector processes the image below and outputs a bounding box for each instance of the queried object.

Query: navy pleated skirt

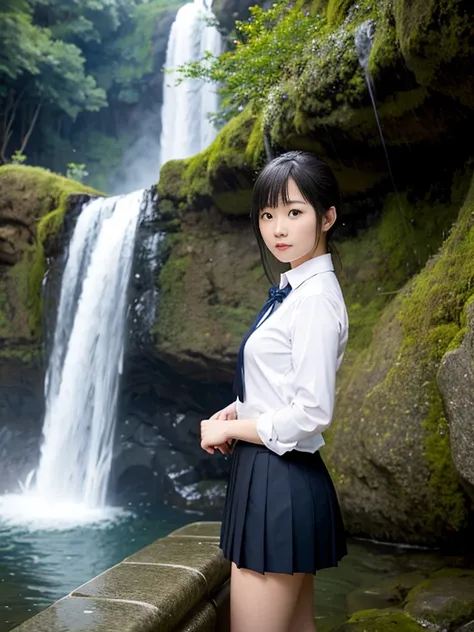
[219,439,347,575]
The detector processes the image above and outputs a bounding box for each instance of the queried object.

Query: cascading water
[159,0,223,166]
[354,21,415,264]
[36,190,145,507]
[354,20,397,193]
[0,189,146,527]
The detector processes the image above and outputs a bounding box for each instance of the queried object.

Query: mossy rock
[346,572,429,615]
[333,608,427,632]
[151,214,268,380]
[263,0,474,183]
[0,165,101,343]
[324,168,474,544]
[392,0,474,108]
[403,569,474,630]
[437,300,474,502]
[157,105,265,217]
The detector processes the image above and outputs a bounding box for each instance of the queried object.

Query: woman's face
[258,178,335,268]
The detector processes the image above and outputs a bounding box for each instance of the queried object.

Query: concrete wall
[12,521,230,632]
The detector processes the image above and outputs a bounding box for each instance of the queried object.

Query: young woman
[200,151,349,632]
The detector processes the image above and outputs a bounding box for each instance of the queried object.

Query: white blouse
[236,253,349,456]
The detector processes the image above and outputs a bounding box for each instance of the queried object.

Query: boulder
[438,302,474,502]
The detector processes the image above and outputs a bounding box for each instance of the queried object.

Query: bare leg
[230,562,305,632]
[288,573,317,632]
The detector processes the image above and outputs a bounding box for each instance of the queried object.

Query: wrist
[225,420,238,441]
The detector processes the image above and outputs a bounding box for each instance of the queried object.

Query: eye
[260,212,272,220]
[289,209,301,217]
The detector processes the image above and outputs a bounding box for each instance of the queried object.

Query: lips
[276,244,291,251]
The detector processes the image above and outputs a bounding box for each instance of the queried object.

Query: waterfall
[354,20,397,193]
[34,189,145,509]
[159,0,223,166]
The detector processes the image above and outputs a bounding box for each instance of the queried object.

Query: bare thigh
[230,562,305,632]
[289,573,317,632]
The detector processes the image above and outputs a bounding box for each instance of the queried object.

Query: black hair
[251,150,341,285]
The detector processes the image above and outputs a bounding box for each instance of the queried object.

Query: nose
[274,216,288,237]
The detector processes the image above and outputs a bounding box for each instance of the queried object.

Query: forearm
[225,418,264,445]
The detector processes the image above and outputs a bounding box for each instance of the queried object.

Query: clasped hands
[200,401,236,455]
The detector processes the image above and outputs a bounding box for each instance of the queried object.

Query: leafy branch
[174,0,327,123]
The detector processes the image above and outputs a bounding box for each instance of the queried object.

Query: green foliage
[176,0,327,122]
[66,162,89,182]
[33,0,123,45]
[107,0,183,101]
[11,151,26,165]
[0,0,107,162]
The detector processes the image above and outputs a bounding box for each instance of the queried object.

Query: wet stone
[10,595,160,632]
[403,569,474,630]
[333,608,428,632]
[168,521,222,539]
[173,602,216,632]
[72,563,206,632]
[123,536,230,592]
[346,571,429,614]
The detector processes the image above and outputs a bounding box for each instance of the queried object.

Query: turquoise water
[1,502,461,632]
[0,504,193,632]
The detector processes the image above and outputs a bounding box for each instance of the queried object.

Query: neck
[290,243,328,269]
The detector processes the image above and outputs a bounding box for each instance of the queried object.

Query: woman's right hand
[209,401,237,455]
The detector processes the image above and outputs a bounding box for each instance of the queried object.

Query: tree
[0,0,107,163]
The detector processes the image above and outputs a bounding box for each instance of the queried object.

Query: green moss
[394,173,474,528]
[152,224,268,361]
[393,0,469,88]
[0,278,13,336]
[158,105,264,216]
[326,0,354,26]
[367,3,400,77]
[0,343,42,363]
[404,569,474,630]
[337,608,426,631]
[336,184,462,354]
[0,165,102,339]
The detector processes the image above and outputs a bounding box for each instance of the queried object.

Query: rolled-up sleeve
[256,293,340,455]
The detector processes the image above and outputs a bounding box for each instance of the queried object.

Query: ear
[322,206,337,232]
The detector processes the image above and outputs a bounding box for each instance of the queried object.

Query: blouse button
[269,438,272,441]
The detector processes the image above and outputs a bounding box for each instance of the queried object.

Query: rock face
[438,302,474,502]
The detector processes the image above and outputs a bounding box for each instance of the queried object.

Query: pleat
[290,460,316,574]
[321,464,348,563]
[240,452,269,574]
[231,445,258,567]
[265,451,293,573]
[286,462,294,573]
[219,443,241,554]
[307,457,331,570]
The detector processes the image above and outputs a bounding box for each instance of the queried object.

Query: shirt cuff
[256,411,298,456]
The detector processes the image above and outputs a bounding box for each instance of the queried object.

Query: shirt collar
[279,253,334,290]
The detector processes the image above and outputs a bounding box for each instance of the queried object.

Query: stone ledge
[12,521,230,632]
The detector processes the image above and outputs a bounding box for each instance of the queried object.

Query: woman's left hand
[200,419,231,454]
